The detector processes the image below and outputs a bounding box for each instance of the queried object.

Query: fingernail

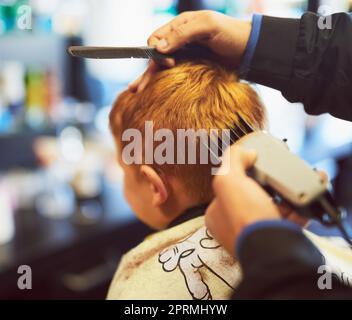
[162,58,175,67]
[167,58,175,66]
[158,39,168,49]
[128,84,136,92]
[247,149,257,157]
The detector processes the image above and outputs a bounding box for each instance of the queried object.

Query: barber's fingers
[156,20,213,53]
[277,170,328,218]
[147,12,195,67]
[231,146,257,174]
[128,73,143,93]
[276,202,309,227]
[204,199,237,254]
[147,36,175,67]
[128,60,159,93]
[216,145,257,180]
[148,11,215,54]
[317,170,328,185]
[130,15,186,93]
[148,11,195,48]
[137,11,216,93]
[277,169,328,226]
[207,147,280,254]
[128,59,174,94]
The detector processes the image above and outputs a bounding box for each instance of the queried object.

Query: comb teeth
[68,44,216,60]
[214,114,256,157]
[144,47,171,60]
[68,46,171,60]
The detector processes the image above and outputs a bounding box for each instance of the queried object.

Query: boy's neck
[159,178,212,229]
[168,203,209,228]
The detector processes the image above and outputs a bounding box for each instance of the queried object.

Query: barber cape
[107,216,352,300]
[107,216,241,300]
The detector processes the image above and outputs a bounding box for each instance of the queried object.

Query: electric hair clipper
[236,131,348,232]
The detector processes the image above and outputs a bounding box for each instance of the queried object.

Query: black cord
[335,218,352,248]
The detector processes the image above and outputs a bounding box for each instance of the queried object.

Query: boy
[107,60,265,300]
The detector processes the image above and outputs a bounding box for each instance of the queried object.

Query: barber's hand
[205,145,328,256]
[129,10,252,93]
[205,145,281,256]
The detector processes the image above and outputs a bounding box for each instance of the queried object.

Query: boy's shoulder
[107,216,241,300]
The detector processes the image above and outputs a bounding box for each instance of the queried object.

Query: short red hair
[110,60,265,202]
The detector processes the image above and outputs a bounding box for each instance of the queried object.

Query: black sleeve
[245,12,352,121]
[233,225,352,299]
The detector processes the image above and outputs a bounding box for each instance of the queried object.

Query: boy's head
[110,61,265,229]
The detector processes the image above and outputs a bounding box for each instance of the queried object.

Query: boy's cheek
[124,184,149,223]
[122,176,134,204]
[123,175,143,207]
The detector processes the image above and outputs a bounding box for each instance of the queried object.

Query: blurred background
[0,0,352,299]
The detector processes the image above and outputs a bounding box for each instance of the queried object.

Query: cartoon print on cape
[158,226,241,300]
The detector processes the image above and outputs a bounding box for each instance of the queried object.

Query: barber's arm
[205,146,352,299]
[243,12,352,121]
[133,11,352,121]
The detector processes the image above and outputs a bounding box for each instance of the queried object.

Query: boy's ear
[140,165,168,207]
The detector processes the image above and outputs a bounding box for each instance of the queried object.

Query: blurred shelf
[0,127,56,170]
[0,199,151,299]
[0,33,70,93]
[0,33,67,66]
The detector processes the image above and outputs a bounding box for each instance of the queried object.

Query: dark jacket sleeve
[232,222,352,299]
[245,12,352,121]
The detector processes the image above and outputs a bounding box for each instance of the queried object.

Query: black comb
[68,44,215,61]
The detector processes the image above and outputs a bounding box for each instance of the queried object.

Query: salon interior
[0,0,352,299]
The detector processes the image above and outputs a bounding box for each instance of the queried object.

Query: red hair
[110,60,265,202]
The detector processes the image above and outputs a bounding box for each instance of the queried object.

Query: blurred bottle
[25,68,46,128]
[71,167,103,225]
[0,0,16,33]
[0,61,26,132]
[24,67,61,129]
[35,166,75,219]
[44,69,62,123]
[0,185,15,244]
[0,4,6,34]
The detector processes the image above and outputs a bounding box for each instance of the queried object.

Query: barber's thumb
[156,38,169,51]
[204,201,218,233]
[156,31,188,53]
[240,149,257,170]
[149,39,175,67]
[148,35,170,52]
[229,145,257,170]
